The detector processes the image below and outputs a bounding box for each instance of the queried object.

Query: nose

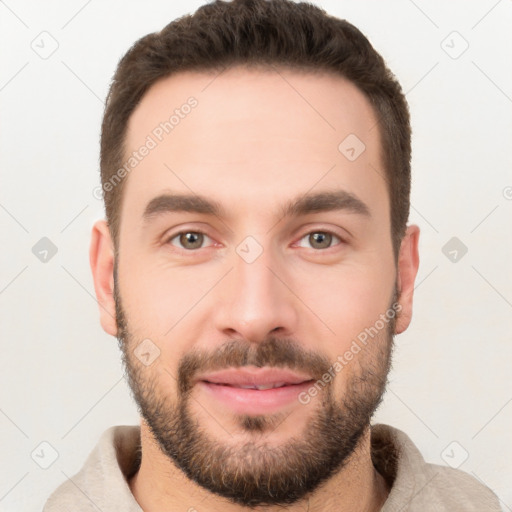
[213,243,299,344]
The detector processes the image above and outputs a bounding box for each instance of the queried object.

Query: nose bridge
[214,237,298,343]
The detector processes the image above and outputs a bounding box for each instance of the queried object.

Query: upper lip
[196,366,314,387]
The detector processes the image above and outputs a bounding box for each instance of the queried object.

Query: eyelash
[165,229,345,252]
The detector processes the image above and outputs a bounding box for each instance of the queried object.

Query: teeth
[237,382,287,390]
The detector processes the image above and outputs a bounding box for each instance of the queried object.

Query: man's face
[111,67,400,505]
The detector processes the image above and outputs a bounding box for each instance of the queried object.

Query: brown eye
[298,231,341,250]
[169,231,210,250]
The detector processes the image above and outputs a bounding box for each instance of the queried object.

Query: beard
[114,271,396,507]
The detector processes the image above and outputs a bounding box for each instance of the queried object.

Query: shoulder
[371,423,502,512]
[43,425,141,512]
[419,462,503,511]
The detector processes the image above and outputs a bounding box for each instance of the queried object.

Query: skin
[90,66,420,512]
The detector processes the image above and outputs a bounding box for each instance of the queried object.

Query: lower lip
[197,380,314,415]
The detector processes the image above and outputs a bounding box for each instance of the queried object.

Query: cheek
[120,257,212,327]
[296,262,395,347]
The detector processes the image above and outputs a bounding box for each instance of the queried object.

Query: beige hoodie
[43,423,502,511]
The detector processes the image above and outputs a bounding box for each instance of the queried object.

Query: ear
[394,225,420,334]
[89,219,118,336]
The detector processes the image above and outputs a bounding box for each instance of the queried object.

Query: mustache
[177,337,332,395]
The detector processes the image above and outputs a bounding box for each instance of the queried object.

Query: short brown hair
[100,0,411,257]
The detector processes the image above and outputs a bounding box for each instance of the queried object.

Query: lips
[207,381,292,391]
[196,366,313,389]
[195,367,316,415]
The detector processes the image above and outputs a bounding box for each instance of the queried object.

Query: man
[43,0,502,510]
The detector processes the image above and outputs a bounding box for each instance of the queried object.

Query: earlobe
[394,225,420,334]
[89,219,118,336]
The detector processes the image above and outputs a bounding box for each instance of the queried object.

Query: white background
[1,1,511,510]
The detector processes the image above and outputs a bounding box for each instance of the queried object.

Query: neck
[128,420,390,512]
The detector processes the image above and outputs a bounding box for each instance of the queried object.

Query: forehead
[126,66,380,151]
[121,66,387,227]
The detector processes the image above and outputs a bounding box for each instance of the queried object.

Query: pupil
[181,232,203,249]
[311,232,331,249]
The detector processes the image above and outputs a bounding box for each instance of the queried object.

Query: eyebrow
[142,189,370,223]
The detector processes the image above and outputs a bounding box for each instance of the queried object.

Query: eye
[297,231,343,250]
[167,230,213,250]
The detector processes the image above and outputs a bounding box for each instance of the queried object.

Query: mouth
[194,367,316,415]
[196,366,314,388]
[203,381,304,390]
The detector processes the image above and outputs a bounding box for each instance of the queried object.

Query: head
[90,0,419,507]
